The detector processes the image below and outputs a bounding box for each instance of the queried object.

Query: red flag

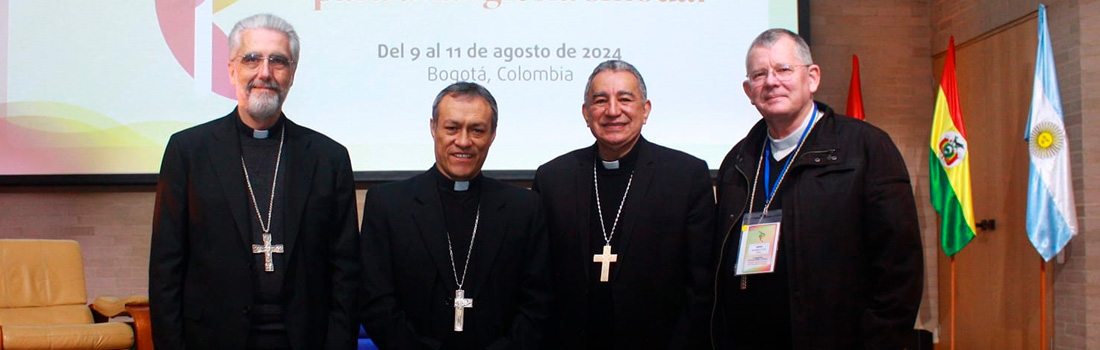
[846,55,866,120]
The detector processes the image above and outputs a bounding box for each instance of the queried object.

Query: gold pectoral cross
[593,244,618,282]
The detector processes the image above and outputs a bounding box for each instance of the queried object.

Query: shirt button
[814,157,821,163]
[829,155,838,161]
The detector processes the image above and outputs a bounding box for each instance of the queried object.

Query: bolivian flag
[929,37,977,256]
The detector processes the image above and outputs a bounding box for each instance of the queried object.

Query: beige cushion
[91,295,149,318]
[0,240,88,308]
[0,305,93,326]
[1,322,134,350]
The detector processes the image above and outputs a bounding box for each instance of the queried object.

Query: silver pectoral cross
[453,289,473,332]
[593,244,618,282]
[251,233,284,272]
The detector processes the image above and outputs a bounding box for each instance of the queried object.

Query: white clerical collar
[253,129,270,139]
[601,160,620,170]
[769,107,822,161]
[454,181,470,192]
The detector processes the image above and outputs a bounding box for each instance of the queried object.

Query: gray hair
[746,28,813,70]
[583,60,648,103]
[431,82,499,131]
[228,14,300,62]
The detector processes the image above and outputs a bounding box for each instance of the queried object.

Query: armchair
[0,239,152,350]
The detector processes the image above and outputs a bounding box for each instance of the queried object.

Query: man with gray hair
[712,28,922,349]
[533,60,715,349]
[150,13,359,350]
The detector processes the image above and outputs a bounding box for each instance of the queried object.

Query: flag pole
[950,255,956,350]
[1040,259,1047,350]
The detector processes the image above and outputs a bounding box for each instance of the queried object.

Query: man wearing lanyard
[712,29,924,349]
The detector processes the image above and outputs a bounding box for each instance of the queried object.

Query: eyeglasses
[747,64,809,84]
[236,53,295,70]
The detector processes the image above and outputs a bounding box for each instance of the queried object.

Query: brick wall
[808,0,939,335]
[1049,2,1089,349]
[0,189,155,299]
[1072,0,1100,348]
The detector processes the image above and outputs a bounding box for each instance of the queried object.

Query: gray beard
[247,90,283,120]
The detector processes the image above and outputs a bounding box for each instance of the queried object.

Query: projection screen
[0,0,801,180]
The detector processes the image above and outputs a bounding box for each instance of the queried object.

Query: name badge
[735,210,782,275]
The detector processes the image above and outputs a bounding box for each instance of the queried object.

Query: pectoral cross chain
[592,162,632,283]
[446,206,481,332]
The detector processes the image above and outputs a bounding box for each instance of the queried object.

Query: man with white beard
[150,14,360,350]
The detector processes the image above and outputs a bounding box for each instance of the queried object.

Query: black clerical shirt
[586,141,642,348]
[236,116,290,348]
[433,167,483,268]
[431,167,482,350]
[236,116,289,305]
[722,152,793,350]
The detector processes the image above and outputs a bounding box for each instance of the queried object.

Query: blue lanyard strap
[762,104,818,204]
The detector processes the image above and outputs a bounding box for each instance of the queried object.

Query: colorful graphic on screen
[1,0,799,176]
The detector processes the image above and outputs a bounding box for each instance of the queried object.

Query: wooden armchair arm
[88,295,153,350]
[125,302,153,350]
[90,295,150,319]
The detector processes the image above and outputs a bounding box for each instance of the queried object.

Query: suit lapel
[466,179,508,300]
[281,119,315,262]
[574,148,595,282]
[411,172,458,292]
[611,140,655,280]
[207,114,251,256]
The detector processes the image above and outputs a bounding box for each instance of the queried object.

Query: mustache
[247,80,281,93]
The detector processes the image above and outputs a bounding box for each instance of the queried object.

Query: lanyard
[761,103,818,206]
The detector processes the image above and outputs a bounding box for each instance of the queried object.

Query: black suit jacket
[150,110,360,350]
[531,137,715,350]
[360,170,552,350]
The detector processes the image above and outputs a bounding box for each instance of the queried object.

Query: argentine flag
[1025,4,1078,261]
